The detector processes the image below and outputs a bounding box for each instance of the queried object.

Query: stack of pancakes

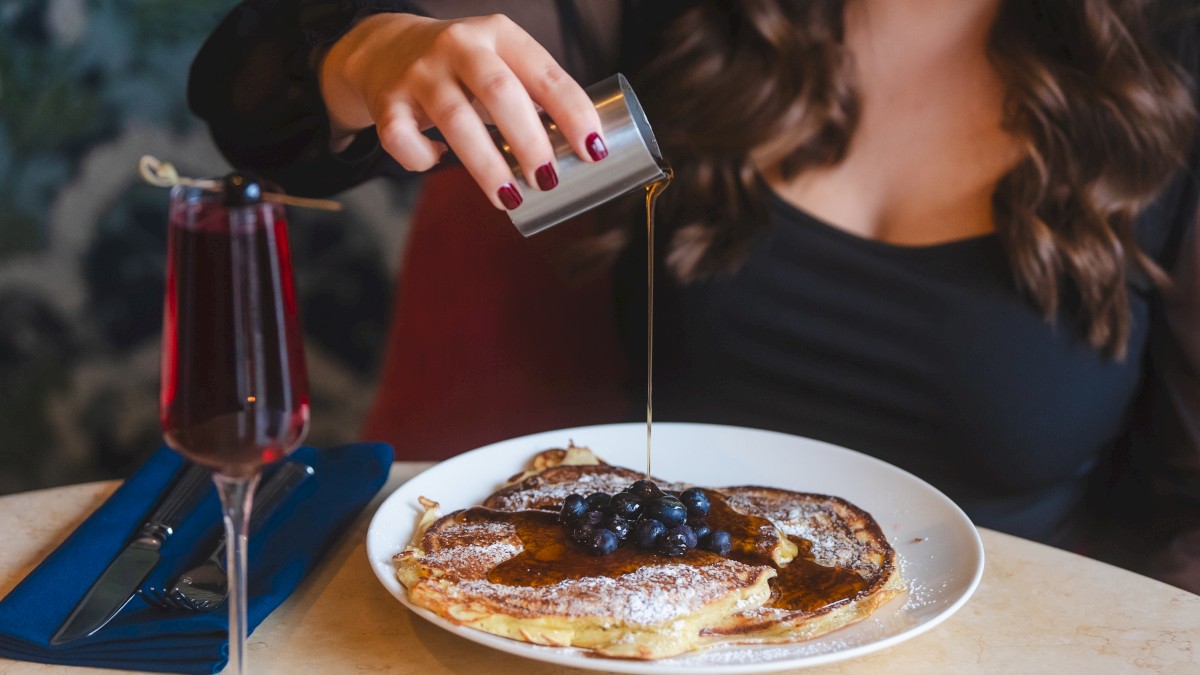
[395,446,904,659]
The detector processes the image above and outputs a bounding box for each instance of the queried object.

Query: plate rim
[365,422,985,673]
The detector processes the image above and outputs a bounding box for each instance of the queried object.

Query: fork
[141,461,313,611]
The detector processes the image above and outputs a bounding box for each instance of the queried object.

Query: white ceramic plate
[366,423,985,674]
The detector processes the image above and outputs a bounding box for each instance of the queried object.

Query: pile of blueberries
[559,479,734,557]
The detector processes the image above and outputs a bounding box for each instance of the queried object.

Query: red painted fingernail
[498,183,523,210]
[535,163,559,191]
[586,132,608,161]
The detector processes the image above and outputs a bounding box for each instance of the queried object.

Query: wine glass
[159,175,309,674]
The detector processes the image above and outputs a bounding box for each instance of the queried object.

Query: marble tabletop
[1,462,1198,674]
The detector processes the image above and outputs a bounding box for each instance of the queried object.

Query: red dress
[361,167,632,460]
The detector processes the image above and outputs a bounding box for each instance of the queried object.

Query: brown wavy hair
[627,0,1196,359]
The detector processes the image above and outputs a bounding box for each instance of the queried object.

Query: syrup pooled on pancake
[394,446,903,658]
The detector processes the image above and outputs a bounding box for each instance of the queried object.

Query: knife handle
[249,462,314,533]
[205,461,313,562]
[134,463,212,546]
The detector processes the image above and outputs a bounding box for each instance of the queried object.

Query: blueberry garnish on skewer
[222,171,264,206]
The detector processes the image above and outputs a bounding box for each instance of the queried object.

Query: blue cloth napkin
[0,442,393,674]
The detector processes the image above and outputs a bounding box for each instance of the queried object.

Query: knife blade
[50,462,212,645]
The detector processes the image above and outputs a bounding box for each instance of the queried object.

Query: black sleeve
[1144,0,1200,502]
[1117,0,1200,593]
[188,0,643,198]
[188,1,427,197]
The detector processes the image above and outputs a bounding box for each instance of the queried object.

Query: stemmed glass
[159,175,309,674]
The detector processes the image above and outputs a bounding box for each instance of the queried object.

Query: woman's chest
[654,208,1149,494]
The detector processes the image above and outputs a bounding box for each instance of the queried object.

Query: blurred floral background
[0,0,416,494]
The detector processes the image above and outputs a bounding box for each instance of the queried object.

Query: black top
[189,0,1200,549]
[618,191,1157,545]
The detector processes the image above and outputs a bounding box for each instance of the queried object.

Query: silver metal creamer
[492,73,668,236]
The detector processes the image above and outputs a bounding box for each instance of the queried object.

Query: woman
[189,0,1200,589]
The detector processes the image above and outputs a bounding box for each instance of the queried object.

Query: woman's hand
[319,12,608,211]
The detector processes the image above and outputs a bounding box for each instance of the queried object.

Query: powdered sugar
[667,640,853,665]
[485,464,687,512]
[443,562,751,626]
[422,540,520,571]
[486,472,637,511]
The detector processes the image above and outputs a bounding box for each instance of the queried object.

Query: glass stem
[213,473,259,675]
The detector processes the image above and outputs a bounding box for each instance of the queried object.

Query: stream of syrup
[645,171,672,479]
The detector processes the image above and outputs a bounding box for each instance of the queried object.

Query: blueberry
[609,492,642,519]
[605,514,631,541]
[588,528,619,556]
[644,496,688,527]
[660,531,688,556]
[581,510,605,527]
[667,523,698,549]
[705,529,732,556]
[692,522,711,542]
[222,171,264,206]
[679,488,711,519]
[559,494,588,523]
[628,480,663,501]
[634,518,667,549]
[585,492,612,511]
[572,524,596,543]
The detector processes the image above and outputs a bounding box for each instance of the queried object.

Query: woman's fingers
[417,81,525,211]
[498,26,608,163]
[375,99,448,172]
[336,13,610,210]
[457,49,560,192]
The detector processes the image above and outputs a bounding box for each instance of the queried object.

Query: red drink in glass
[161,186,309,478]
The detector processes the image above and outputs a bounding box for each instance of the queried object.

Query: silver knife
[50,462,212,645]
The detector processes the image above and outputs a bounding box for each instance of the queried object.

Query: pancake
[484,448,901,642]
[395,498,775,658]
[394,445,902,659]
[701,486,904,643]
